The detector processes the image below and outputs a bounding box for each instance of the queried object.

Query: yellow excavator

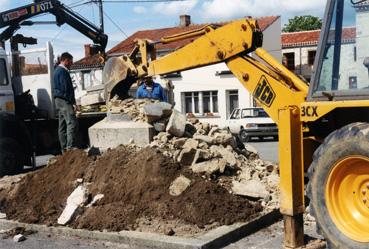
[103,0,369,248]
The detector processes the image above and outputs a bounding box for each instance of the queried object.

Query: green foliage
[282,15,323,32]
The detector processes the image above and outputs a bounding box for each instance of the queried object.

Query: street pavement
[248,139,279,163]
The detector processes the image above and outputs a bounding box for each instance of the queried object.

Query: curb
[0,209,281,249]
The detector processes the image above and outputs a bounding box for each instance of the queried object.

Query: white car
[227,107,278,142]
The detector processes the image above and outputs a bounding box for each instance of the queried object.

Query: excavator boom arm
[0,0,107,51]
[109,18,308,122]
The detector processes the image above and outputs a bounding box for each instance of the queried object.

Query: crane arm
[0,0,107,52]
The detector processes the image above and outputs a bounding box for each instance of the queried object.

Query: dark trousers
[55,98,77,151]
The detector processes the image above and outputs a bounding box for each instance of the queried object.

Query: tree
[282,15,323,32]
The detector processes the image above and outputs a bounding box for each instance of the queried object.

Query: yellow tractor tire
[307,122,369,249]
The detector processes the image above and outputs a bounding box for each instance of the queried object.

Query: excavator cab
[309,0,369,99]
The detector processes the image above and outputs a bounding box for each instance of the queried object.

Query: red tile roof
[72,16,279,68]
[281,27,356,48]
[108,16,279,55]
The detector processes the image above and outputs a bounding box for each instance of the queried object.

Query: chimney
[84,44,98,57]
[180,15,191,27]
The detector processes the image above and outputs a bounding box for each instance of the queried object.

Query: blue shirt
[136,82,168,102]
[53,65,75,104]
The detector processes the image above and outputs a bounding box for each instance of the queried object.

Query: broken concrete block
[0,212,6,219]
[80,92,104,106]
[153,122,166,132]
[193,135,215,145]
[191,158,227,174]
[87,194,104,207]
[171,138,187,148]
[201,122,210,133]
[173,150,181,161]
[144,104,163,123]
[13,234,26,242]
[57,185,89,225]
[188,117,199,124]
[155,132,168,140]
[218,147,237,167]
[198,149,212,161]
[198,142,209,150]
[208,127,220,137]
[244,144,258,155]
[195,129,206,135]
[144,102,172,123]
[182,139,199,150]
[266,174,280,189]
[191,149,212,165]
[177,148,197,166]
[232,180,269,199]
[169,175,191,196]
[166,110,186,137]
[214,133,234,146]
[161,135,169,143]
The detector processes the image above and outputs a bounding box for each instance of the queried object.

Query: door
[0,56,15,114]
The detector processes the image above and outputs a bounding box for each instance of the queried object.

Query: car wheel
[239,130,250,142]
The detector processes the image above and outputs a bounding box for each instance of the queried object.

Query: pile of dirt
[0,146,262,235]
[0,150,92,225]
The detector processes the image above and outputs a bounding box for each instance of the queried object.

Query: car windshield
[241,108,269,118]
[313,0,369,95]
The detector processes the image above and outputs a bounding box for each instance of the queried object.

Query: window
[183,91,218,115]
[349,76,357,89]
[354,46,357,62]
[308,50,316,66]
[228,90,239,117]
[241,108,269,118]
[0,59,9,86]
[184,92,199,113]
[230,109,240,119]
[283,52,295,70]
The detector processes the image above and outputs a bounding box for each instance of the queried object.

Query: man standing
[53,52,78,152]
[136,76,168,102]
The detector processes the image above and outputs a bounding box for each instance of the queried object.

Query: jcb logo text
[254,76,275,107]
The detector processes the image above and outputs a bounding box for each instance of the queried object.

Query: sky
[0,0,327,60]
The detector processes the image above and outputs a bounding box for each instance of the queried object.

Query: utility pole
[97,0,104,32]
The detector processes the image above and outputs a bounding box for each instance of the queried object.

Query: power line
[102,9,129,38]
[68,0,90,8]
[51,4,87,42]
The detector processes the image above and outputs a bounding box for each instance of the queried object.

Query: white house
[72,15,281,126]
[281,3,369,89]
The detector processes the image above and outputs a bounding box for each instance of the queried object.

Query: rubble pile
[0,147,263,236]
[107,98,280,209]
[0,99,280,236]
[150,117,280,210]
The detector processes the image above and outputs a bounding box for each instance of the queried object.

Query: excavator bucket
[103,56,136,103]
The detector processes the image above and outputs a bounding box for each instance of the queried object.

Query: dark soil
[0,146,263,233]
[0,149,92,225]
